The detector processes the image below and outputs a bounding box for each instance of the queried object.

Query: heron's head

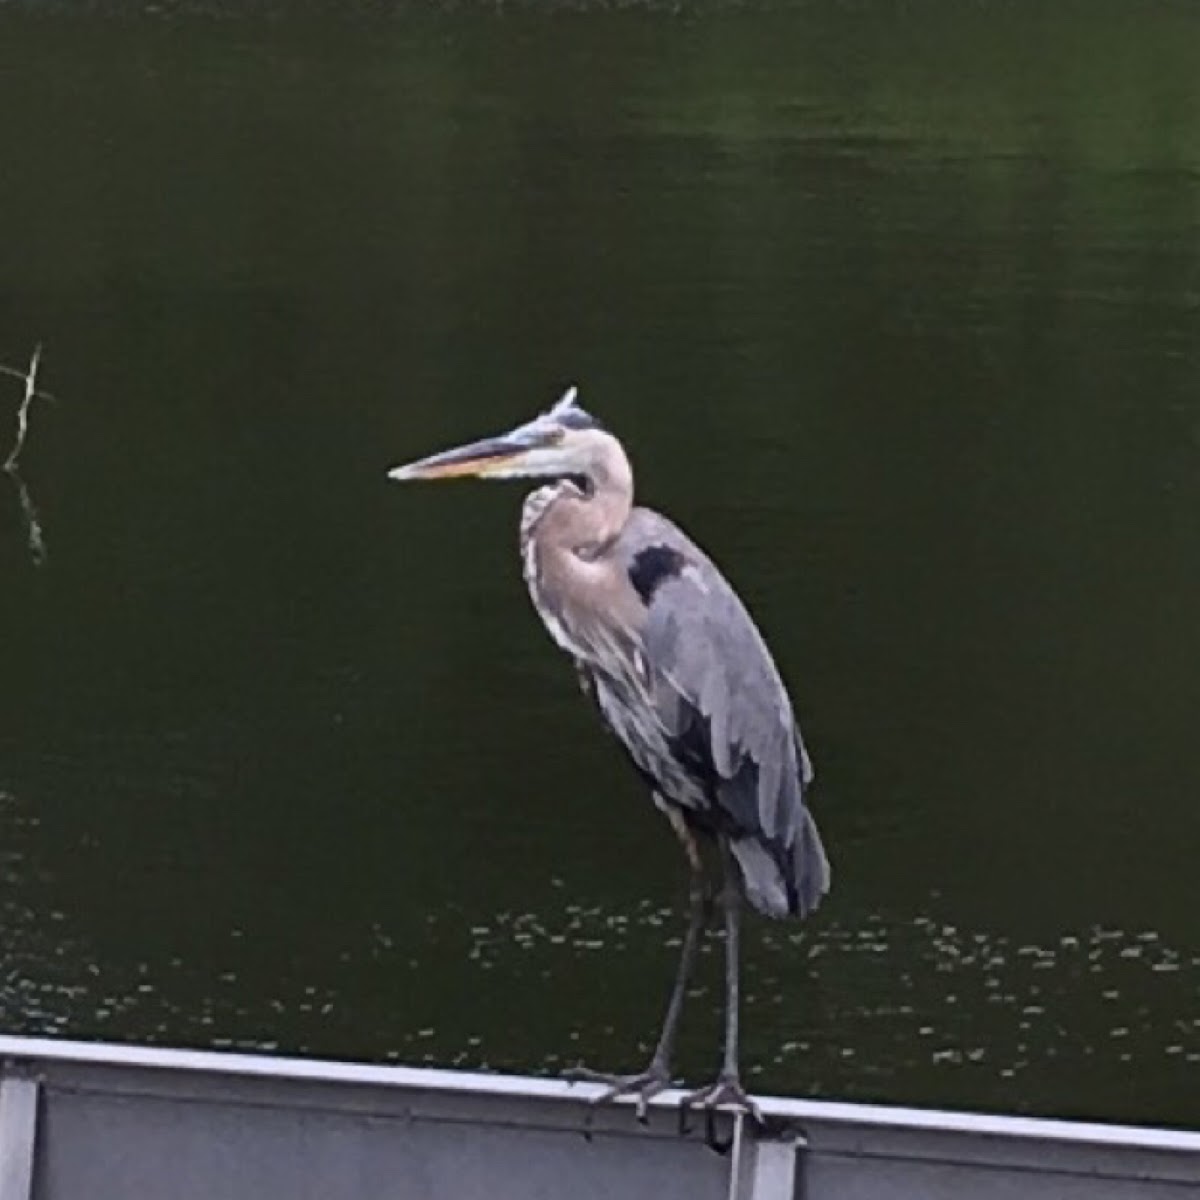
[387,386,614,491]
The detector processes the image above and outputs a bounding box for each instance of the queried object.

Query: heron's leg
[680,842,763,1129]
[654,863,708,1066]
[566,809,708,1121]
[649,809,709,1070]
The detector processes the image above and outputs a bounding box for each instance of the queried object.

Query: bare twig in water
[1,344,54,472]
[2,345,55,566]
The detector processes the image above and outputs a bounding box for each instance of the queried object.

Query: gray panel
[805,1153,1200,1200]
[34,1088,733,1200]
[800,1122,1200,1200]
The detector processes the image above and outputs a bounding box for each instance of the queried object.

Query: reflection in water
[0,791,76,1033]
[4,772,1196,1125]
[4,470,47,568]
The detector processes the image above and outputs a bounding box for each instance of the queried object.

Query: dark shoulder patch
[629,544,687,605]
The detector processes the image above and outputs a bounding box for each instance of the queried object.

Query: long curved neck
[528,435,634,557]
[572,439,634,551]
[520,436,637,653]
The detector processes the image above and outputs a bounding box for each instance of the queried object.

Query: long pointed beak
[387,433,530,482]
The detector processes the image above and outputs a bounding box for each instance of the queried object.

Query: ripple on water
[3,787,1197,1121]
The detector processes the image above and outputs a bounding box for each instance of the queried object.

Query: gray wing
[619,508,830,919]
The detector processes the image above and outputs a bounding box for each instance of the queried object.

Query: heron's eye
[545,427,567,444]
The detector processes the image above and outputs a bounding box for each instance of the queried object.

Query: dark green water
[2,2,1199,1129]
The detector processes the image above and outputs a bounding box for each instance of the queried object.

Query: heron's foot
[676,1073,764,1155]
[679,1072,764,1132]
[564,1061,672,1122]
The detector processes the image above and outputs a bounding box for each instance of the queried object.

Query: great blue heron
[388,386,830,1126]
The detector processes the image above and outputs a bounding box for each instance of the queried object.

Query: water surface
[1,1,1199,1129]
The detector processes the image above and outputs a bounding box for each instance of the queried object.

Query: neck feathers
[519,432,634,558]
[517,436,638,663]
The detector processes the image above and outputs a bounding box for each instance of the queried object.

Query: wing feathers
[616,510,829,918]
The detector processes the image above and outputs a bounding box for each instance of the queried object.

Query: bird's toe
[680,1074,763,1123]
[563,1063,673,1111]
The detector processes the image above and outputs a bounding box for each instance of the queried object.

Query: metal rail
[1,1034,1198,1199]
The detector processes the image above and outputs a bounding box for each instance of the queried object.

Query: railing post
[730,1117,801,1200]
[0,1062,39,1200]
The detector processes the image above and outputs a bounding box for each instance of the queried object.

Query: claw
[681,1080,763,1152]
[563,1063,672,1128]
[680,1074,763,1120]
[678,1074,763,1152]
